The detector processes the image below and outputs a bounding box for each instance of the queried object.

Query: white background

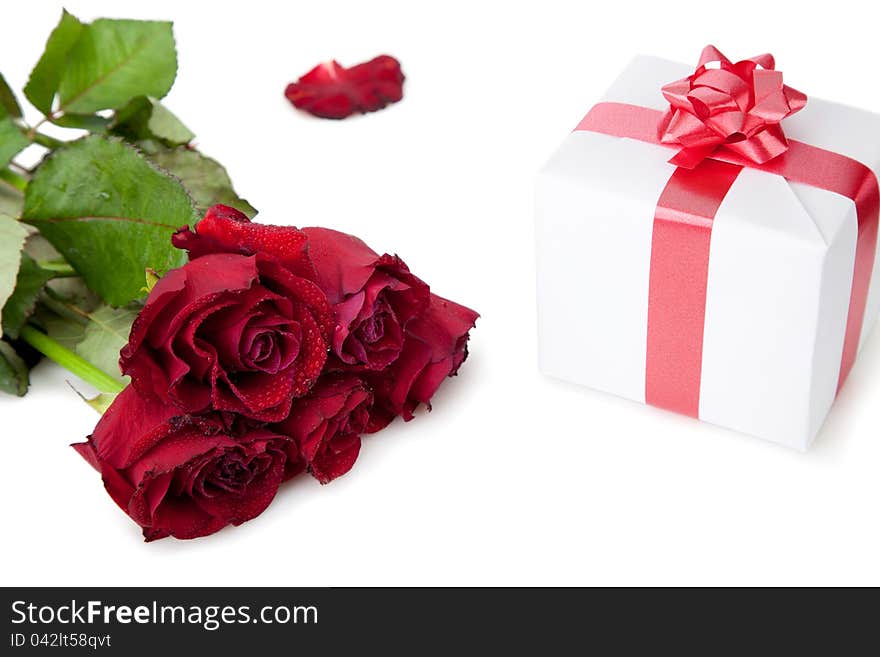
[2,0,879,586]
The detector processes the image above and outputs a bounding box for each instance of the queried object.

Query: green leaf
[26,235,102,316]
[0,340,28,396]
[24,10,84,116]
[22,135,197,306]
[52,113,110,132]
[111,96,193,146]
[0,73,22,119]
[57,19,177,115]
[0,184,23,219]
[43,303,133,385]
[0,214,29,330]
[0,117,29,169]
[47,277,100,315]
[74,305,135,384]
[44,313,85,352]
[150,148,257,218]
[1,254,54,339]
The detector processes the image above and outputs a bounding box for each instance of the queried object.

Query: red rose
[120,251,333,422]
[276,375,372,484]
[303,227,429,371]
[173,206,430,373]
[162,203,477,431]
[72,387,303,541]
[367,293,478,430]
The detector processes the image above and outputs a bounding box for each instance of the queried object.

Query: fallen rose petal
[284,55,404,119]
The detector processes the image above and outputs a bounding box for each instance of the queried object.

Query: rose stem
[19,324,125,394]
[37,261,78,277]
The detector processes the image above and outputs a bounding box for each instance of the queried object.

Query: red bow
[658,45,807,169]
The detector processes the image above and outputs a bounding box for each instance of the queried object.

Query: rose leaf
[0,214,29,331]
[23,9,84,116]
[56,19,177,115]
[43,303,133,385]
[0,182,23,219]
[74,305,136,385]
[150,147,257,218]
[51,113,111,133]
[1,254,54,339]
[111,96,194,147]
[44,314,86,352]
[22,135,198,307]
[0,340,29,396]
[0,116,29,169]
[0,73,23,119]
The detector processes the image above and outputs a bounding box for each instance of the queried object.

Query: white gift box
[535,55,880,450]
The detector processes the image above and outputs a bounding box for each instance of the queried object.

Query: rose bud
[303,228,429,371]
[366,293,478,431]
[120,252,333,422]
[275,375,373,484]
[72,387,304,541]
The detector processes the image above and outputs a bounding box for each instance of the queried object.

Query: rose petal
[125,428,239,486]
[310,433,361,484]
[284,55,404,120]
[303,228,429,369]
[128,471,173,527]
[88,387,182,469]
[275,375,372,483]
[173,205,316,281]
[301,228,382,302]
[192,442,288,523]
[143,495,228,542]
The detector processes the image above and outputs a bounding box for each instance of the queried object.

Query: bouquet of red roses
[0,13,476,540]
[74,206,477,541]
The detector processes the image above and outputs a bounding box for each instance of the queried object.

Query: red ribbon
[645,160,741,416]
[575,90,878,417]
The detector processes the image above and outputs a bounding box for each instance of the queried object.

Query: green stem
[19,324,124,394]
[31,131,65,150]
[0,168,28,192]
[37,261,78,278]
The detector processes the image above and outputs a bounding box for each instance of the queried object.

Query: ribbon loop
[659,45,806,169]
